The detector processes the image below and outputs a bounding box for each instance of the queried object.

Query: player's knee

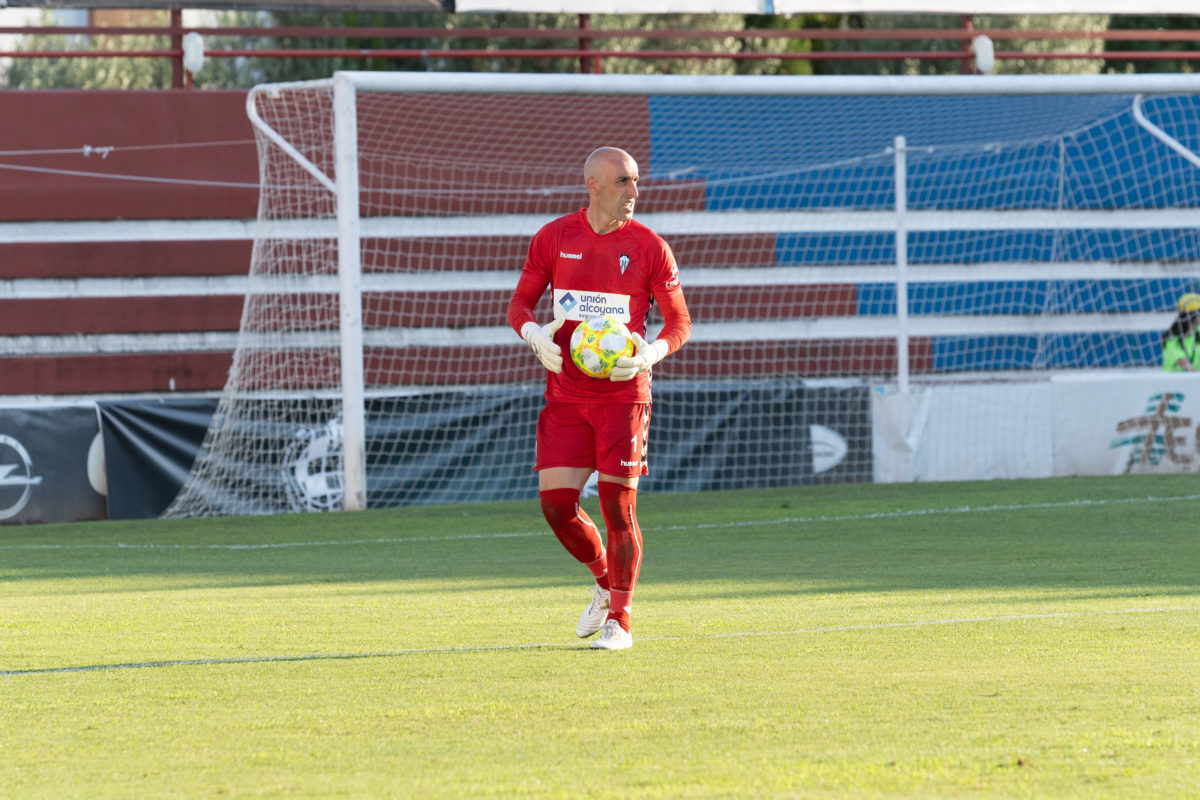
[597,482,637,526]
[539,487,581,527]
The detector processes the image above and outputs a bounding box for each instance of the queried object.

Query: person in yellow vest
[1162,293,1200,371]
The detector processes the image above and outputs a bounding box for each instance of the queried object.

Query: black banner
[98,398,218,520]
[97,380,873,518]
[650,380,872,493]
[0,405,106,525]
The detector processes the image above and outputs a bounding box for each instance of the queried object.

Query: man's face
[591,154,639,225]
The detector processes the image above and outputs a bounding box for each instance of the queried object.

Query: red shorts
[535,401,650,478]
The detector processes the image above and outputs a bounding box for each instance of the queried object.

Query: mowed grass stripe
[3,488,1200,552]
[2,604,1194,678]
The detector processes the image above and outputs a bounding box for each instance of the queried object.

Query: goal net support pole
[333,77,367,511]
[893,134,911,394]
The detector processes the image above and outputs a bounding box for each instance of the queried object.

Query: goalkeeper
[506,146,691,651]
[1162,293,1200,372]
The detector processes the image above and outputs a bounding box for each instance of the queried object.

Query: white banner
[1052,372,1200,477]
[872,371,1200,484]
[871,382,1055,484]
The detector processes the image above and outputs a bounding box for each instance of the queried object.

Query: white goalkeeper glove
[520,318,566,373]
[610,332,669,382]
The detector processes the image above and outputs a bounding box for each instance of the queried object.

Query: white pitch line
[0,531,548,552]
[658,492,1200,533]
[2,605,1193,678]
[3,492,1200,552]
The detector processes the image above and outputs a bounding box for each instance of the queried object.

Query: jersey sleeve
[506,226,554,337]
[649,239,691,354]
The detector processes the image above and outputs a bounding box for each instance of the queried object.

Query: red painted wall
[0,90,258,221]
[2,240,252,278]
[2,91,257,396]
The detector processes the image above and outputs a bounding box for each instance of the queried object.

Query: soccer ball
[570,315,636,378]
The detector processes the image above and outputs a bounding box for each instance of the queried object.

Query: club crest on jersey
[619,254,630,275]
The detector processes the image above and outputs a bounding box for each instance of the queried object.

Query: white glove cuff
[520,321,541,342]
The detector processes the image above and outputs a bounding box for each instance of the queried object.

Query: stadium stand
[0,90,257,397]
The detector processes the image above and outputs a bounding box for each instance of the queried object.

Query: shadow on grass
[0,640,592,677]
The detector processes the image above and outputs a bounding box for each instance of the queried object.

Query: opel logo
[0,434,43,520]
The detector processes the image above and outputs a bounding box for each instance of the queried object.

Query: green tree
[1,12,1125,89]
[1103,15,1200,74]
[588,14,786,76]
[738,14,1110,77]
[197,12,778,86]
[2,11,172,89]
[973,14,1109,75]
[743,13,865,76]
[739,14,965,77]
[197,12,609,87]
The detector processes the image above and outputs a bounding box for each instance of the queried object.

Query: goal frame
[245,70,1200,512]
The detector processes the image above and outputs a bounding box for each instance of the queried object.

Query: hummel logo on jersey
[560,251,583,260]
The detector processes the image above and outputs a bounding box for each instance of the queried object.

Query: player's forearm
[507,300,536,337]
[507,273,548,336]
[654,293,692,355]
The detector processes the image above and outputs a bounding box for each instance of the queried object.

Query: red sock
[540,488,609,589]
[598,482,641,632]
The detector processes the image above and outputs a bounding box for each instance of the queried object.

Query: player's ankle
[606,612,631,633]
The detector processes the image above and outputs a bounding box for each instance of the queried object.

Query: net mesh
[165,78,1200,516]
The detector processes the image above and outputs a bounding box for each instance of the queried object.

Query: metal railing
[3,13,1200,88]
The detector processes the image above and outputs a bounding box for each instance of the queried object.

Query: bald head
[583,147,640,234]
[584,147,636,182]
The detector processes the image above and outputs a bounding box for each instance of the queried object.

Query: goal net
[165,72,1200,517]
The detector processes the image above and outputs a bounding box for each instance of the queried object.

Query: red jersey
[508,209,691,404]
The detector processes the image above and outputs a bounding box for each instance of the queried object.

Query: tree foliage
[973,14,1109,75]
[197,12,785,86]
[742,14,1111,77]
[2,12,1194,90]
[2,11,172,89]
[197,11,589,87]
[1103,15,1200,74]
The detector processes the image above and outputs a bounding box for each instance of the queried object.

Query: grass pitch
[3,475,1200,798]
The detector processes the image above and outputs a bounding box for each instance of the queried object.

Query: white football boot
[589,619,633,650]
[576,585,611,638]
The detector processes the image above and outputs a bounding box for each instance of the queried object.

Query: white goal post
[165,71,1200,517]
